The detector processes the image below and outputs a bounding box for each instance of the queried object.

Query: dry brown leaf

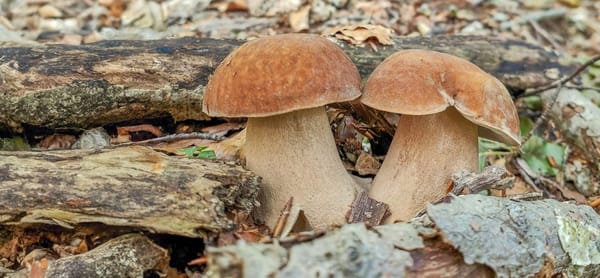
[289,5,311,32]
[323,24,394,47]
[114,124,163,144]
[208,129,246,161]
[38,134,77,150]
[234,228,265,242]
[354,151,381,176]
[200,122,245,136]
[558,0,580,7]
[490,176,532,197]
[210,0,248,12]
[28,258,49,278]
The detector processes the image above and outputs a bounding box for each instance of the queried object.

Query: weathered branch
[205,194,600,278]
[0,146,260,238]
[0,36,575,132]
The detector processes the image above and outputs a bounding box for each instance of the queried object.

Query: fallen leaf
[354,151,381,176]
[289,5,311,32]
[114,124,163,144]
[323,24,394,47]
[38,134,77,150]
[208,129,246,160]
[210,0,248,12]
[28,258,49,278]
[200,122,245,136]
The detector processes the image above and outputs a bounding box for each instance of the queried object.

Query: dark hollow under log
[0,35,575,132]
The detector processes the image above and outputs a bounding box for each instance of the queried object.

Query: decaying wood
[0,146,260,238]
[451,166,515,194]
[0,35,575,132]
[347,191,389,226]
[541,88,600,196]
[205,194,600,278]
[44,234,169,278]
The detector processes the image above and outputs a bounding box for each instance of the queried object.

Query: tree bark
[0,146,260,238]
[0,35,575,132]
[205,194,600,278]
[45,234,169,278]
[542,88,600,196]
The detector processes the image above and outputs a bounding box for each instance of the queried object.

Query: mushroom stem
[369,108,478,223]
[245,106,358,229]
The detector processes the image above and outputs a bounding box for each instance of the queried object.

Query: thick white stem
[369,108,478,223]
[245,107,357,229]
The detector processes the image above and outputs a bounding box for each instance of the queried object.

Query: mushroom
[202,34,362,229]
[361,49,520,222]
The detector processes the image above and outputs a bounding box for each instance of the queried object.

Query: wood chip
[347,191,389,226]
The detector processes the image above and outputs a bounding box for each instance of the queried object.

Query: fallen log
[0,35,575,132]
[0,146,260,238]
[205,194,600,278]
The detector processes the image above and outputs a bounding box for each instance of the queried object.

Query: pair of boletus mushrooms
[203,34,520,230]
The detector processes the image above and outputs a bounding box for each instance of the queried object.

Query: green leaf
[520,135,565,176]
[197,149,217,159]
[519,116,534,136]
[522,96,543,111]
[478,138,513,170]
[178,146,216,159]
[581,89,600,107]
[542,142,565,166]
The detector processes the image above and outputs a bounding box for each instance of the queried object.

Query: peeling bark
[0,36,575,132]
[0,146,260,238]
[542,89,600,196]
[45,234,169,278]
[205,195,600,278]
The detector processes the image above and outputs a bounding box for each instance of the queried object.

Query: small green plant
[478,137,514,170]
[519,116,566,176]
[520,135,565,176]
[179,146,217,159]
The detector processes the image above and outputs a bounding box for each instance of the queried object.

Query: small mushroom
[202,34,361,229]
[361,49,520,222]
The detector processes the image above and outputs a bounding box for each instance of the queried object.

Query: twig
[508,192,544,201]
[524,55,600,95]
[564,85,600,91]
[517,8,567,24]
[519,84,563,149]
[527,19,563,52]
[113,132,227,147]
[188,256,208,266]
[272,197,293,238]
[512,158,542,192]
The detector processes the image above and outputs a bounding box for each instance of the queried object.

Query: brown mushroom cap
[202,34,362,117]
[362,49,521,146]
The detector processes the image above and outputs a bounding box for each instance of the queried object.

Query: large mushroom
[202,34,361,229]
[361,49,520,222]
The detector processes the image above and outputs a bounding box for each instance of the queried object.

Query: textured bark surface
[0,35,575,132]
[542,88,600,196]
[0,146,260,238]
[347,191,389,226]
[205,194,600,278]
[45,234,169,278]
